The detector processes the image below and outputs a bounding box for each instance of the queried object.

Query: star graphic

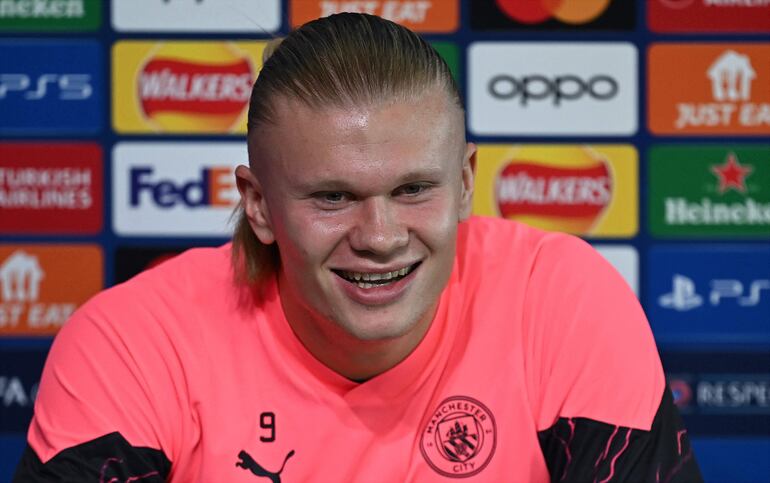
[710,152,753,194]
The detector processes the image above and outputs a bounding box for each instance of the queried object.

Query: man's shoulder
[460,216,591,269]
[62,244,236,337]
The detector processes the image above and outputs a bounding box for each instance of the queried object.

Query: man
[16,13,701,482]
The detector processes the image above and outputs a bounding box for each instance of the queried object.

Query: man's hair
[232,13,461,285]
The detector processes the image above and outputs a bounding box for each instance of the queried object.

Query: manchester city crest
[420,396,497,478]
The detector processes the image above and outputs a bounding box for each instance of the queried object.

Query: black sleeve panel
[538,388,703,482]
[13,432,171,483]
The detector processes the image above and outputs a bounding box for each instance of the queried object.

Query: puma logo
[236,449,295,483]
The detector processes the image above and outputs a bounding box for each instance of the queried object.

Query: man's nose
[349,197,409,255]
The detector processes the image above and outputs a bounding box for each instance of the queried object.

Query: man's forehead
[251,90,464,168]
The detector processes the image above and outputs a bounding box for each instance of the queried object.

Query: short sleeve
[17,284,192,480]
[521,233,701,481]
[522,233,664,431]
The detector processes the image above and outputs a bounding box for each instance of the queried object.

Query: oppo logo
[488,74,618,106]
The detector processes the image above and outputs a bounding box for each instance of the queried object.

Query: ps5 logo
[0,74,92,100]
[659,274,770,311]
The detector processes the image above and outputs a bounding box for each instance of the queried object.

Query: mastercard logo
[494,146,613,233]
[495,0,611,24]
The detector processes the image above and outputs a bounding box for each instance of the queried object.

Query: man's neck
[278,290,436,382]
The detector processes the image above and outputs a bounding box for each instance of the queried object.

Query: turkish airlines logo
[649,0,770,33]
[0,143,103,235]
[658,0,695,7]
[494,0,612,24]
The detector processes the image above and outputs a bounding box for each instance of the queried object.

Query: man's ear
[235,165,275,245]
[458,142,477,221]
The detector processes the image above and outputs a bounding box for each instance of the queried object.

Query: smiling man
[16,13,700,483]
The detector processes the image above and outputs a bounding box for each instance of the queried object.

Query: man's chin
[335,315,423,343]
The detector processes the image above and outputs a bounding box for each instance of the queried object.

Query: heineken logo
[664,198,770,225]
[649,146,770,237]
[711,152,753,194]
[0,0,100,31]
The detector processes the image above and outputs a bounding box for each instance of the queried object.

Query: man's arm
[12,284,187,482]
[523,233,702,482]
[538,387,700,482]
[14,433,170,482]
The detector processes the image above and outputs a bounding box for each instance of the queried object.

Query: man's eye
[319,192,347,203]
[398,183,428,196]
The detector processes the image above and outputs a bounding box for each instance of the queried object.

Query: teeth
[342,264,414,285]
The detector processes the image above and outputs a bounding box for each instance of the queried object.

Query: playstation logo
[659,274,704,311]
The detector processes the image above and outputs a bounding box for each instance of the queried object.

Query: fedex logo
[0,73,92,100]
[129,166,234,208]
[113,142,244,237]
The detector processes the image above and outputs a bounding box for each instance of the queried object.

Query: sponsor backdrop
[0,1,768,480]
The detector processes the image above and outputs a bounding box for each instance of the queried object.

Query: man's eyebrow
[292,166,448,193]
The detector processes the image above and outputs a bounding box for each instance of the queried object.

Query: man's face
[239,88,475,342]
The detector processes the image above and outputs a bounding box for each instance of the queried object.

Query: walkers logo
[0,143,103,235]
[0,40,102,135]
[0,245,102,335]
[647,246,770,349]
[474,145,638,237]
[112,0,280,32]
[291,0,458,33]
[469,42,637,135]
[649,146,770,237]
[662,352,770,435]
[112,42,265,134]
[649,44,770,135]
[594,245,638,295]
[113,142,244,236]
[0,0,101,30]
[471,0,634,31]
[0,348,47,432]
[649,0,770,33]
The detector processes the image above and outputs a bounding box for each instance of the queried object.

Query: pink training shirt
[18,217,699,482]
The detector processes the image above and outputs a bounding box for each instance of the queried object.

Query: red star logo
[711,152,753,194]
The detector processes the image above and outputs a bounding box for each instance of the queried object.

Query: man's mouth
[333,262,420,289]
